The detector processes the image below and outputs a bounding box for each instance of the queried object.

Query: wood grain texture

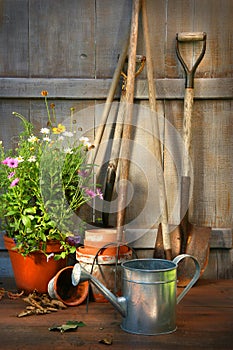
[29,0,95,78]
[190,100,233,227]
[0,0,29,77]
[0,78,232,99]
[0,280,232,349]
[0,0,232,275]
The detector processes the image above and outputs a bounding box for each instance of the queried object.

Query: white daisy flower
[16,156,24,163]
[63,131,74,137]
[79,136,92,148]
[28,135,39,143]
[64,147,73,154]
[79,136,89,143]
[43,136,51,142]
[28,156,37,162]
[40,127,50,135]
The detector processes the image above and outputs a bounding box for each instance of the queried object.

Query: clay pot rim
[52,266,89,306]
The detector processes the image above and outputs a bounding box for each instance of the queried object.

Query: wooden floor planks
[0,279,232,349]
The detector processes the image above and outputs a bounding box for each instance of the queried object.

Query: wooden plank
[0,280,232,349]
[0,100,30,150]
[210,228,232,249]
[142,0,167,79]
[190,100,233,227]
[95,0,166,80]
[0,99,95,147]
[194,0,233,78]
[202,249,233,279]
[165,93,233,229]
[166,0,195,79]
[29,99,95,136]
[95,0,131,78]
[29,0,95,78]
[0,0,29,77]
[166,0,233,79]
[0,78,232,99]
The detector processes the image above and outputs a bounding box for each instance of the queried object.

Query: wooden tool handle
[116,0,140,243]
[91,36,129,162]
[177,32,206,42]
[142,0,172,259]
[176,32,207,88]
[183,88,194,176]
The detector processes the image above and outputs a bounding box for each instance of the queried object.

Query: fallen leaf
[99,337,113,345]
[49,320,86,333]
[7,290,24,299]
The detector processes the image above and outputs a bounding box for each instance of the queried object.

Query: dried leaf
[99,337,113,345]
[18,310,35,318]
[7,290,24,299]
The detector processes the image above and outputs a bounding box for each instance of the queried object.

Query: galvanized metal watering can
[72,254,200,335]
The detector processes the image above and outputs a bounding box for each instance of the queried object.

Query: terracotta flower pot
[76,245,132,302]
[4,235,66,294]
[48,266,89,306]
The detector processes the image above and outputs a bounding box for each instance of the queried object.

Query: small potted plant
[0,91,103,294]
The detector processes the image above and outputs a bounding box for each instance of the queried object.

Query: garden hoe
[176,32,211,286]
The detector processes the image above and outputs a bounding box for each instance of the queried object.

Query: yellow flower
[52,123,66,134]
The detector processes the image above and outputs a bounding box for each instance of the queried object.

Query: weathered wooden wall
[0,0,232,279]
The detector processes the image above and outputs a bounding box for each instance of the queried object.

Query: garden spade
[176,32,211,285]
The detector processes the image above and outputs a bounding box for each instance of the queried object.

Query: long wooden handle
[91,36,129,164]
[183,88,194,176]
[116,0,140,243]
[180,87,194,241]
[141,0,156,113]
[142,0,172,259]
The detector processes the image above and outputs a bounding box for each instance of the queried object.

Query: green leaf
[5,210,18,216]
[23,207,36,214]
[22,215,31,228]
[49,320,86,333]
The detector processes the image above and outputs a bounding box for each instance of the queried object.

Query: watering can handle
[173,254,200,304]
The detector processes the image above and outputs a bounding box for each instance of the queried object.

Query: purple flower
[2,157,11,165]
[2,157,18,168]
[85,188,96,198]
[8,172,15,179]
[66,236,81,247]
[78,169,89,178]
[10,178,19,187]
[96,188,103,200]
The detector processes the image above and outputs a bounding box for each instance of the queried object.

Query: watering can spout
[72,263,127,317]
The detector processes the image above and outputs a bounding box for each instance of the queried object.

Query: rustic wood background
[0,0,232,278]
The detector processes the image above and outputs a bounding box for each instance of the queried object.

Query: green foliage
[0,94,102,259]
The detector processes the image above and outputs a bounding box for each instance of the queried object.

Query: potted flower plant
[0,91,102,293]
